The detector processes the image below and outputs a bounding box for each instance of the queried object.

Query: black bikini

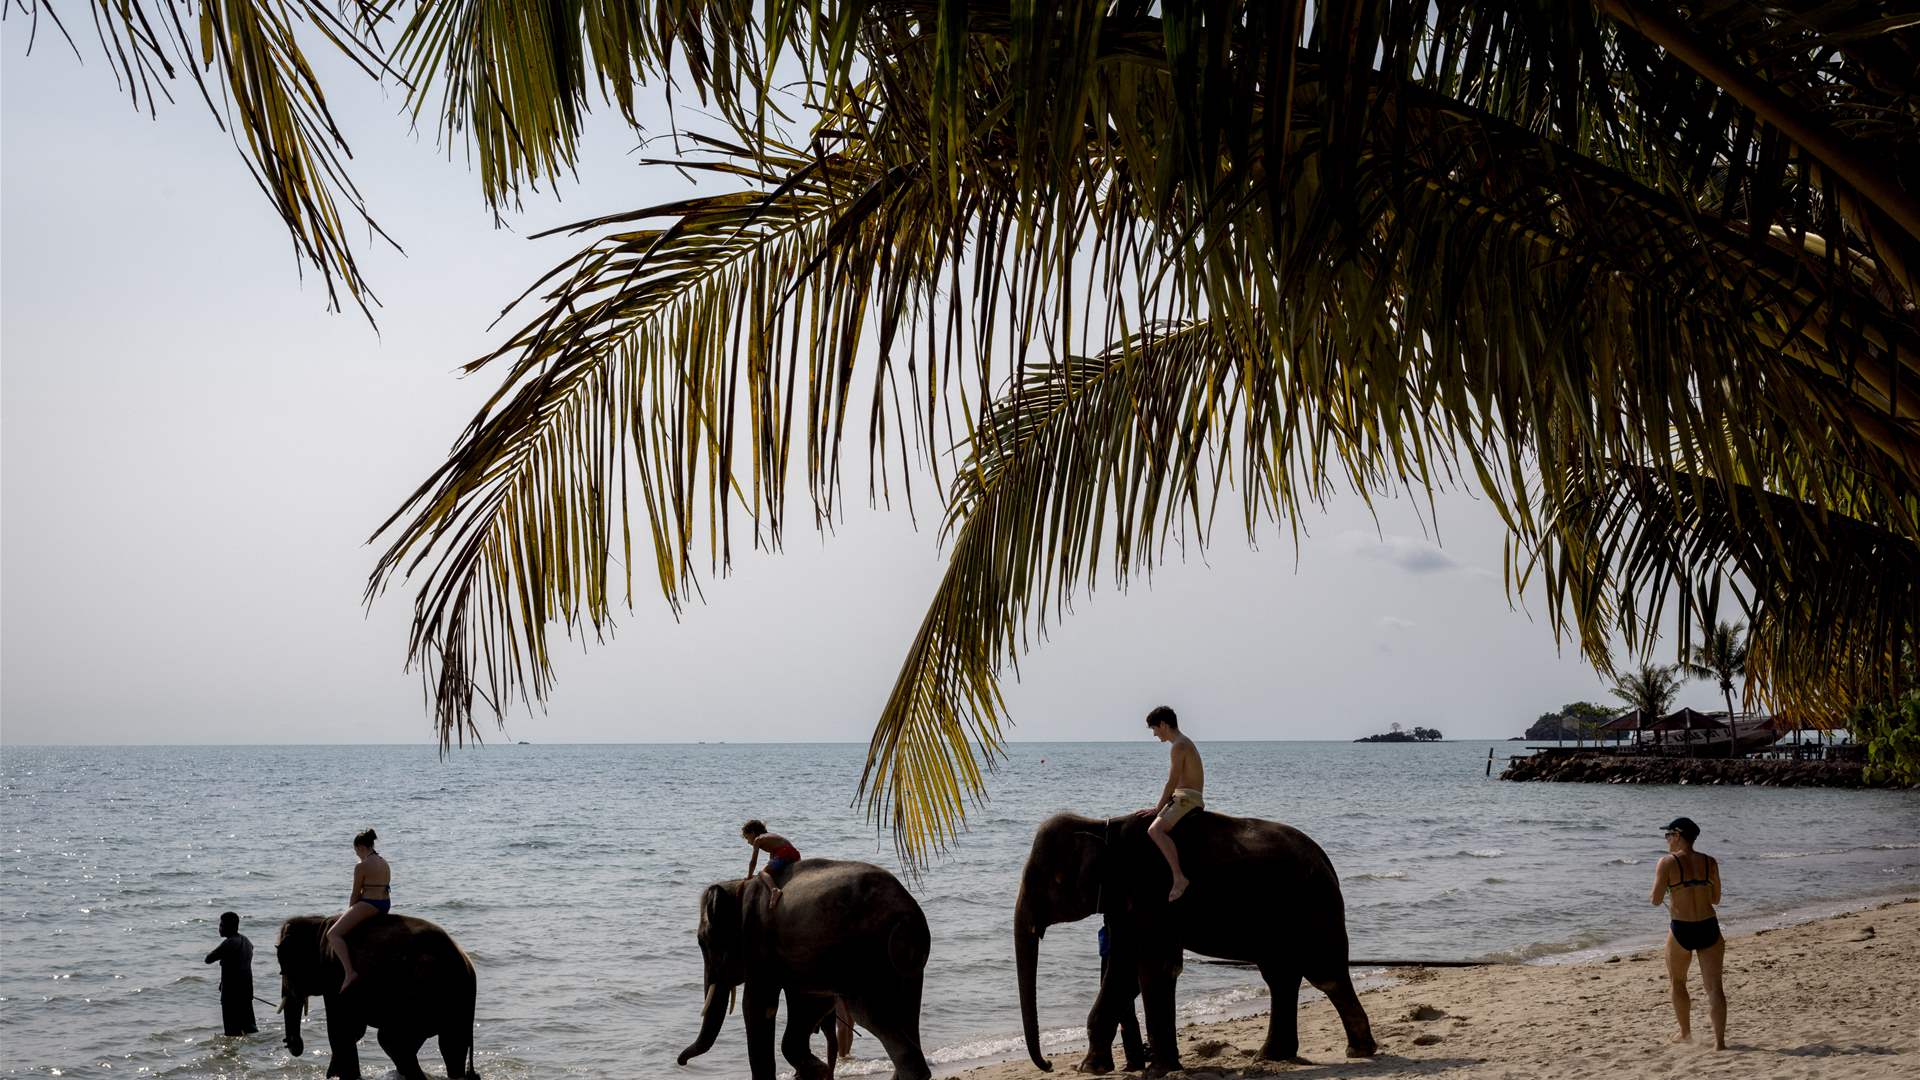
[1667,853,1720,951]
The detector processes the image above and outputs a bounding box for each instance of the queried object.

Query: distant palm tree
[1610,662,1685,720]
[1684,621,1750,728]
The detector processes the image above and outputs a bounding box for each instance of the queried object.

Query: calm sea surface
[3,741,1917,1078]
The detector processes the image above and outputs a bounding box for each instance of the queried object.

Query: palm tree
[1684,620,1751,730]
[1610,662,1685,752]
[28,2,1920,861]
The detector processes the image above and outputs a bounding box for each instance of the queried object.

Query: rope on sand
[1196,957,1499,969]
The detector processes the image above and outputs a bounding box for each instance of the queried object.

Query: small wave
[1755,848,1847,860]
[1604,857,1642,865]
[1482,877,1509,885]
[1347,870,1408,881]
[917,1025,1085,1069]
[1478,927,1614,964]
[1870,842,1920,851]
[1462,848,1505,858]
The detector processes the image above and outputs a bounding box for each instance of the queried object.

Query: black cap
[1662,817,1700,841]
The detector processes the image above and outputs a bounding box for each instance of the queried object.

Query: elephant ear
[700,885,745,975]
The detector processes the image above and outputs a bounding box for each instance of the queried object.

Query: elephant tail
[886,914,931,976]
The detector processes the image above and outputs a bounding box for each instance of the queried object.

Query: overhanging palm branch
[364,135,961,744]
[361,4,1920,863]
[1529,459,1919,722]
[25,3,1920,858]
[19,0,400,313]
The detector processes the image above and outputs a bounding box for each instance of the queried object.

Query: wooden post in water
[1486,747,1495,777]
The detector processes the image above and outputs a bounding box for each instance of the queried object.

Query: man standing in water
[1136,705,1204,901]
[204,911,257,1036]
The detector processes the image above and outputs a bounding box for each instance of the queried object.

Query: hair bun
[364,828,378,842]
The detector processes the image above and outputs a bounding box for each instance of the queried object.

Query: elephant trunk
[282,994,306,1057]
[1015,900,1052,1072]
[677,984,726,1065]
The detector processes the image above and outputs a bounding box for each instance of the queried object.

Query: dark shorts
[1671,916,1721,951]
[360,898,391,915]
[766,857,795,874]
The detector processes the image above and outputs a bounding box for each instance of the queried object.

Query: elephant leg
[1117,996,1148,1072]
[1138,972,1183,1077]
[1078,954,1132,1074]
[375,1025,430,1080]
[325,1007,366,1079]
[742,981,781,1080]
[1256,965,1303,1062]
[1307,969,1378,1058]
[439,1023,479,1079]
[780,989,834,1080]
[848,993,930,1080]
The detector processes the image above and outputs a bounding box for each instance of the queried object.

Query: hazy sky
[0,27,1728,747]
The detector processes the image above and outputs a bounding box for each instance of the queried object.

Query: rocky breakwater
[1500,752,1910,788]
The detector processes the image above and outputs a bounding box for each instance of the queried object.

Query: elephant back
[283,913,475,995]
[1113,809,1345,902]
[760,859,930,978]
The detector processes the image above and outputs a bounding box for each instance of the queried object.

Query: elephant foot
[1073,1049,1115,1074]
[1140,1063,1184,1079]
[1257,1041,1299,1062]
[1122,1055,1148,1072]
[1347,1036,1379,1058]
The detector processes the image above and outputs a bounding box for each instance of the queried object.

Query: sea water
[3,741,1916,1078]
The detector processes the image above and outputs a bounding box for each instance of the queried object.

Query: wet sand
[957,897,1919,1079]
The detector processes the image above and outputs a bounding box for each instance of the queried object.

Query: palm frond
[1527,459,1919,724]
[348,3,1920,861]
[868,323,1247,860]
[23,0,399,312]
[365,136,951,748]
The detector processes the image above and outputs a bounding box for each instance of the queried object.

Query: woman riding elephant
[1014,809,1376,1076]
[277,912,480,1079]
[677,858,932,1080]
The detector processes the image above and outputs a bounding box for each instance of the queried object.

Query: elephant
[276,913,481,1079]
[1014,810,1377,1076]
[677,859,933,1080]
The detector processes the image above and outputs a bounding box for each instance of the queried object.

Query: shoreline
[938,895,1920,1079]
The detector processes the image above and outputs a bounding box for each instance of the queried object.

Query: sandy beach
[960,897,1920,1080]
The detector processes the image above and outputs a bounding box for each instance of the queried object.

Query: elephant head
[677,881,748,1066]
[1014,814,1110,1072]
[274,916,331,1057]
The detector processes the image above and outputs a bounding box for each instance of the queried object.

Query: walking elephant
[1014,810,1376,1076]
[277,914,480,1079]
[677,859,932,1080]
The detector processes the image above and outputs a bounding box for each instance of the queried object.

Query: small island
[1355,724,1443,743]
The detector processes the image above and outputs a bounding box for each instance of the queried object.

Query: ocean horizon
[4,741,1915,1077]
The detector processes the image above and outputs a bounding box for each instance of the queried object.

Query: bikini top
[1668,852,1714,891]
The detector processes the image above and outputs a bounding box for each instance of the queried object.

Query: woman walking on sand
[326,827,393,991]
[1649,816,1726,1049]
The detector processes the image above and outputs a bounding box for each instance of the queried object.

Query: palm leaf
[334,3,1920,860]
[27,0,399,312]
[365,136,952,747]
